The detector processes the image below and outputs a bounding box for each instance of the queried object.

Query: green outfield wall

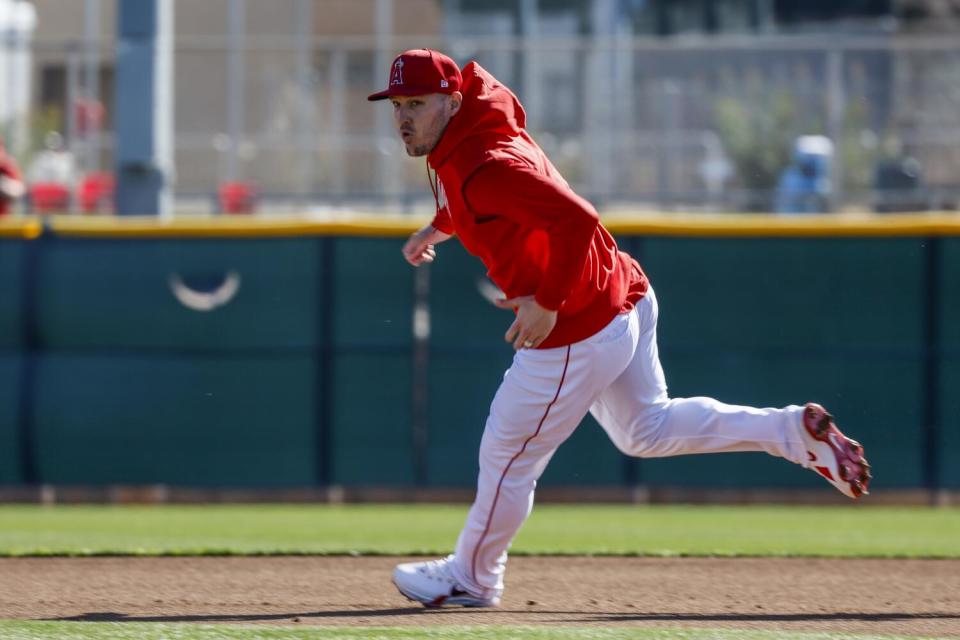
[1,214,958,493]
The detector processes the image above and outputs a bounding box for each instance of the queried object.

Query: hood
[428,61,526,169]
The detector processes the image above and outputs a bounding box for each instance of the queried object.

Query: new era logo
[440,79,449,88]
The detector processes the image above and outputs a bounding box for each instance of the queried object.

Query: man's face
[390,93,461,157]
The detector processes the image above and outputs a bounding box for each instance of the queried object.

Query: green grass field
[3,504,958,640]
[0,504,957,557]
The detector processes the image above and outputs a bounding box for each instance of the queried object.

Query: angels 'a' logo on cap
[390,58,405,86]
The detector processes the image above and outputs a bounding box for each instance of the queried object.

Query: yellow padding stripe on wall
[0,218,43,239]
[23,211,960,239]
[48,215,419,238]
[603,212,960,237]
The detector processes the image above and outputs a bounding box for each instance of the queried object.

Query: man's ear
[449,91,463,117]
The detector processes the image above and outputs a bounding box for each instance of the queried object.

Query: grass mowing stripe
[0,623,952,640]
[0,505,957,558]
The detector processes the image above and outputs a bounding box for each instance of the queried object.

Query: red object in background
[79,172,115,213]
[29,182,71,213]
[74,98,106,136]
[218,181,256,214]
[0,147,24,216]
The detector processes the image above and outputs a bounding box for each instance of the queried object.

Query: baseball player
[369,49,872,608]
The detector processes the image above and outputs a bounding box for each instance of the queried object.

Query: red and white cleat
[801,403,872,499]
[392,556,499,608]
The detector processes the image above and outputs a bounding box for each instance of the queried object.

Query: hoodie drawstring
[426,160,440,218]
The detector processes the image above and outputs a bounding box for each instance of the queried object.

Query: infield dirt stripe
[3,556,958,637]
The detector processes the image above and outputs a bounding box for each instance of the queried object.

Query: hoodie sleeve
[430,205,455,235]
[463,159,599,311]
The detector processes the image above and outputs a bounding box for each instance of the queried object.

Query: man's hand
[402,225,451,266]
[496,295,558,350]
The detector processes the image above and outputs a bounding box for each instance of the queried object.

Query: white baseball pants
[448,287,810,601]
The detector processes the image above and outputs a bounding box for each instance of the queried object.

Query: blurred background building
[2,0,960,214]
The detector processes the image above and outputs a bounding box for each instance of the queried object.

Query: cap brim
[367,86,454,101]
[367,89,393,101]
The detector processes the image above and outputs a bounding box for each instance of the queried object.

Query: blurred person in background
[0,137,26,216]
[775,135,834,215]
[372,49,872,610]
[873,138,929,213]
[27,131,78,186]
[26,131,77,214]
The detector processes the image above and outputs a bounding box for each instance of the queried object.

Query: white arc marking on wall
[168,271,241,312]
[476,278,504,307]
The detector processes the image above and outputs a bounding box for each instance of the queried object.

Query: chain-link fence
[3,1,960,214]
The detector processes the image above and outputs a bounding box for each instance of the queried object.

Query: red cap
[368,49,462,101]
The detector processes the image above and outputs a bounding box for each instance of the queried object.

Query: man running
[368,49,871,608]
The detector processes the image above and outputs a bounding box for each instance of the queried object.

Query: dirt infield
[3,556,959,636]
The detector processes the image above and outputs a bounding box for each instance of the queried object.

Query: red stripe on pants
[470,345,572,585]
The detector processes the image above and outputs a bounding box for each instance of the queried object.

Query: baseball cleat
[801,403,872,499]
[392,555,499,608]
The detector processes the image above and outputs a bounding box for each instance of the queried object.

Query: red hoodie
[427,62,648,349]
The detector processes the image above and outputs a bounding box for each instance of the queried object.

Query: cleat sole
[803,403,873,499]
